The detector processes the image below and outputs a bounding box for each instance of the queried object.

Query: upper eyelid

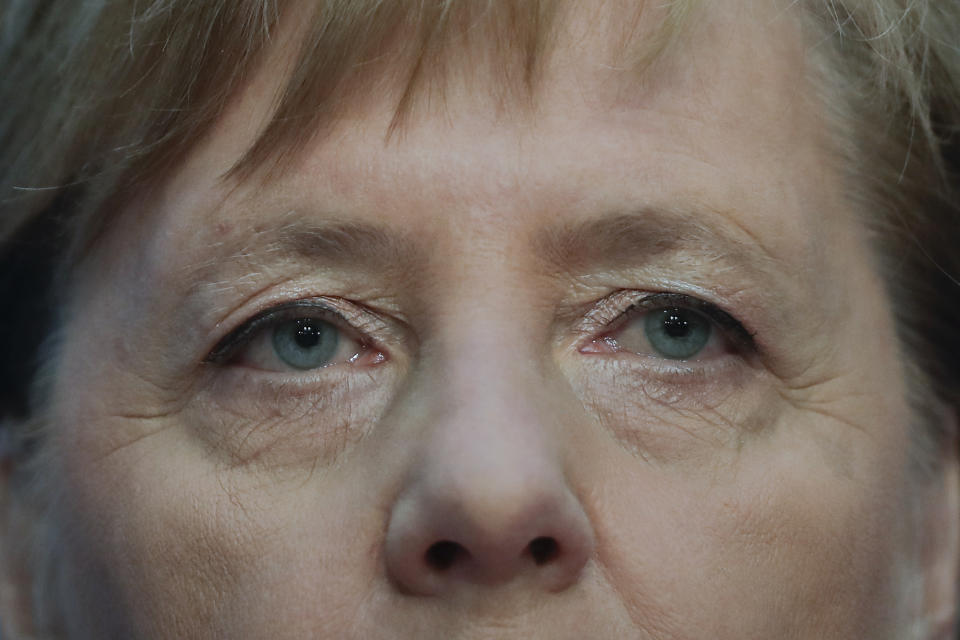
[205,291,756,365]
[205,300,369,365]
[627,293,756,351]
[580,290,758,353]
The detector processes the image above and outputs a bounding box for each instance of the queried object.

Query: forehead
[80,1,867,348]
[125,0,828,267]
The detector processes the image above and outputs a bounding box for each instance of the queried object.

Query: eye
[639,307,713,360]
[270,317,345,370]
[206,300,385,372]
[582,292,754,362]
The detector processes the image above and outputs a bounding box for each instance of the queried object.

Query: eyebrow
[197,205,786,291]
[533,207,784,276]
[267,219,418,269]
[203,217,422,276]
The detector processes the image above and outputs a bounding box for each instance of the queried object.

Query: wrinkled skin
[3,1,958,638]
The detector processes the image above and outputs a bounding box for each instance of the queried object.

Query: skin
[2,1,958,638]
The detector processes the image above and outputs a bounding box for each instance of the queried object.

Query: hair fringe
[1,3,959,634]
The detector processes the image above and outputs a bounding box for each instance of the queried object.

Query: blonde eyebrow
[266,220,420,269]
[205,217,424,275]
[201,206,782,284]
[534,208,784,275]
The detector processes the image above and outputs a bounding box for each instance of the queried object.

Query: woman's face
[27,2,956,638]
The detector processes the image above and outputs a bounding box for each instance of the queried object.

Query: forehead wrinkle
[535,208,791,279]
[226,0,695,181]
[181,213,424,301]
[262,218,422,271]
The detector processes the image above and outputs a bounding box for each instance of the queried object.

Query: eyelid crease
[581,290,758,354]
[204,298,378,365]
[628,292,757,353]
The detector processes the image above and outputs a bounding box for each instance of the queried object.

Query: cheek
[188,368,398,469]
[566,354,782,467]
[586,415,912,638]
[53,417,385,639]
[55,426,257,637]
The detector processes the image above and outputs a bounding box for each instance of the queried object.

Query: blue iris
[271,318,340,370]
[643,307,712,360]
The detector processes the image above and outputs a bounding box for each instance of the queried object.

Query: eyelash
[204,298,381,367]
[580,290,757,355]
[204,291,755,372]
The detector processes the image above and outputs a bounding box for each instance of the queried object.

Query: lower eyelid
[573,347,749,394]
[234,321,371,372]
[577,290,755,354]
[578,309,737,365]
[207,299,378,365]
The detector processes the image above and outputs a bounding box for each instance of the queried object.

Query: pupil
[293,319,322,348]
[662,310,691,338]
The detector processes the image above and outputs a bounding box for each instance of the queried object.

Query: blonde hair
[804,1,960,470]
[3,0,956,439]
[0,1,959,634]
[0,0,697,418]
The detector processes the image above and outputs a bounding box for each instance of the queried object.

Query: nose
[384,380,594,596]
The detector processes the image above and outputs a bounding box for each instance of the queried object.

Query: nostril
[425,540,469,571]
[527,536,559,566]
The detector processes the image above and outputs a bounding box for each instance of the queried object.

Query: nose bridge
[442,332,550,450]
[425,285,550,437]
[427,308,563,504]
[383,322,594,596]
[425,357,561,520]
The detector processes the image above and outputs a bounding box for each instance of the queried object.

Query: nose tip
[384,479,594,596]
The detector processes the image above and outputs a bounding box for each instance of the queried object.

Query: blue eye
[583,291,755,363]
[271,317,340,370]
[206,300,383,372]
[643,307,712,360]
